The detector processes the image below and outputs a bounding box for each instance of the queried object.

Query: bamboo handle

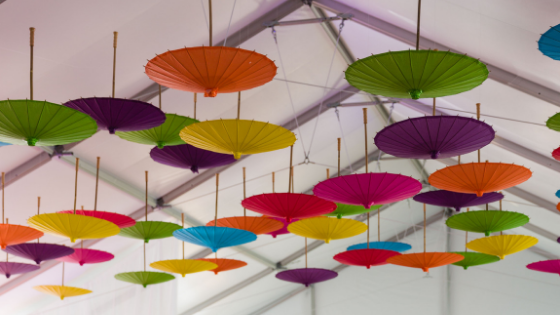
[30,27,35,46]
[362,108,367,124]
[337,138,341,151]
[476,103,480,120]
[326,169,330,179]
[113,32,118,48]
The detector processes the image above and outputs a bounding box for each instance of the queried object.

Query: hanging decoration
[197,258,247,275]
[466,235,537,259]
[527,260,560,276]
[35,262,91,300]
[552,146,560,161]
[114,242,174,288]
[546,113,560,132]
[538,24,560,60]
[446,210,529,236]
[5,243,73,265]
[150,143,236,174]
[347,242,411,253]
[58,248,114,266]
[265,216,297,238]
[64,32,165,134]
[0,261,39,279]
[288,217,366,244]
[413,190,503,212]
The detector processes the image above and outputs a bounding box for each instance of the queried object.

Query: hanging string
[376,103,395,171]
[433,98,436,116]
[237,92,241,119]
[214,173,219,226]
[208,0,213,47]
[305,237,308,269]
[222,0,237,47]
[416,0,422,50]
[499,197,503,236]
[378,207,381,242]
[145,171,148,221]
[30,27,35,100]
[242,167,246,216]
[363,108,368,173]
[143,243,146,272]
[182,213,185,259]
[291,167,294,193]
[326,169,330,179]
[62,262,65,286]
[486,203,488,211]
[423,203,426,253]
[37,197,40,243]
[1,172,4,224]
[158,85,162,109]
[112,32,118,98]
[73,158,79,215]
[288,146,293,193]
[193,93,197,120]
[334,108,353,173]
[458,156,461,164]
[81,240,83,249]
[271,172,275,193]
[367,212,370,249]
[465,208,469,251]
[477,103,481,163]
[94,157,100,211]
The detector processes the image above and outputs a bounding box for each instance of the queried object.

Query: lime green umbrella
[451,252,500,270]
[546,113,560,132]
[325,203,382,219]
[115,271,174,288]
[446,210,529,236]
[116,113,198,149]
[119,221,181,243]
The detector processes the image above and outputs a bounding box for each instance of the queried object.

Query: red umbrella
[242,193,335,222]
[333,249,401,269]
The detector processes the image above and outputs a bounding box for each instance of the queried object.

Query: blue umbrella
[173,226,256,252]
[556,190,560,198]
[539,24,560,60]
[347,241,412,253]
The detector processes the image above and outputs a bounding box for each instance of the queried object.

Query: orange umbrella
[197,258,247,275]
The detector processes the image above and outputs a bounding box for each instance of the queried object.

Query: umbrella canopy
[374,116,494,159]
[173,226,257,252]
[276,268,338,287]
[313,173,422,209]
[428,162,532,197]
[180,119,296,159]
[556,190,560,199]
[287,217,367,243]
[58,210,136,229]
[0,224,43,249]
[547,113,560,132]
[552,146,560,162]
[150,259,217,277]
[466,235,538,259]
[63,97,165,134]
[538,24,560,60]
[28,213,120,243]
[150,143,236,173]
[333,249,401,269]
[4,243,74,264]
[0,262,39,278]
[242,193,336,223]
[118,221,181,243]
[114,271,175,288]
[527,259,560,275]
[145,46,277,97]
[451,252,500,270]
[345,50,488,99]
[347,242,412,253]
[0,100,97,146]
[57,248,114,266]
[387,252,464,272]
[34,285,92,300]
[197,258,247,275]
[264,217,298,238]
[326,203,381,219]
[206,217,284,235]
[446,210,529,236]
[413,190,504,212]
[116,114,198,149]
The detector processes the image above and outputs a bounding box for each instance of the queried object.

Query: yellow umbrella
[34,285,91,300]
[466,235,537,259]
[287,217,367,243]
[150,259,217,277]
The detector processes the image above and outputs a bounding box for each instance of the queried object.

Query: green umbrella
[546,113,560,132]
[114,271,174,288]
[446,210,529,236]
[0,100,97,146]
[116,114,198,149]
[345,50,489,99]
[325,203,382,219]
[119,221,181,243]
[451,252,500,270]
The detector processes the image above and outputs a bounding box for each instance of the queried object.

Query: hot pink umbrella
[242,193,336,223]
[57,248,114,266]
[265,217,299,238]
[527,259,560,276]
[313,173,422,209]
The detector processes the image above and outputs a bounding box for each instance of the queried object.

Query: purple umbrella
[150,144,236,173]
[413,190,504,212]
[63,98,166,134]
[4,243,74,264]
[0,262,39,278]
[276,268,338,287]
[374,116,495,159]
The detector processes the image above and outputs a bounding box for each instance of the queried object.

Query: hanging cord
[465,208,469,251]
[1,172,4,224]
[423,203,426,253]
[305,237,308,268]
[477,103,481,163]
[193,93,197,120]
[158,85,162,109]
[37,197,40,243]
[182,213,185,259]
[30,27,35,100]
[337,138,341,177]
[378,206,381,242]
[214,173,219,226]
[112,32,117,98]
[237,92,241,119]
[376,103,395,171]
[363,108,368,173]
[367,212,370,249]
[334,109,353,173]
[73,159,79,215]
[499,197,503,236]
[222,0,237,47]
[432,98,436,116]
[145,171,148,221]
[288,146,293,193]
[242,167,246,216]
[271,172,275,193]
[291,167,295,193]
[143,243,146,272]
[416,0,421,50]
[62,262,65,286]
[94,157,100,211]
[208,0,212,46]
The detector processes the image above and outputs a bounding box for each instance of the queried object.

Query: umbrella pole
[291,167,294,193]
[1,172,4,224]
[193,93,197,119]
[288,145,293,193]
[37,197,40,243]
[62,262,65,287]
[272,172,275,193]
[378,207,381,242]
[214,173,219,226]
[423,203,426,253]
[326,169,329,179]
[145,171,148,221]
[94,157,100,211]
[367,212,370,248]
[242,167,246,217]
[237,92,241,119]
[112,32,118,98]
[416,0,421,50]
[465,208,469,252]
[337,138,341,177]
[305,237,308,269]
[158,85,162,109]
[182,213,185,259]
[74,159,79,215]
[143,243,146,272]
[363,108,368,173]
[208,0,213,47]
[499,198,503,236]
[433,98,436,116]
[30,27,35,100]
[477,103,481,163]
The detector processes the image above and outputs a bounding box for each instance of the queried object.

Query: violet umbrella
[4,243,74,265]
[413,191,504,212]
[150,144,236,174]
[275,268,338,287]
[0,262,39,278]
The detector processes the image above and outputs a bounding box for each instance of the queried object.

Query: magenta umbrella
[57,248,114,266]
[276,268,338,287]
[527,260,560,276]
[265,217,299,238]
[0,262,39,278]
[313,173,422,209]
[149,144,236,173]
[4,243,74,264]
[413,190,504,212]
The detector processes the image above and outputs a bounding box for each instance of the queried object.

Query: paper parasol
[119,221,181,243]
[413,190,504,212]
[28,213,120,243]
[64,97,165,134]
[446,210,529,236]
[34,285,92,300]
[265,217,298,238]
[429,162,532,197]
[0,100,97,146]
[242,193,336,222]
[180,119,296,159]
[206,217,283,235]
[287,217,367,243]
[4,243,74,264]
[466,235,537,259]
[0,224,43,249]
[347,241,412,253]
[387,252,464,272]
[276,268,338,287]
[145,46,277,97]
[173,226,256,252]
[0,262,39,278]
[538,24,560,60]
[326,203,381,219]
[150,259,217,277]
[116,114,198,149]
[333,249,401,269]
[150,144,236,173]
[313,173,422,209]
[527,259,560,275]
[57,248,114,266]
[115,271,175,288]
[450,252,500,270]
[556,190,560,198]
[374,116,494,159]
[197,258,247,275]
[553,147,560,162]
[345,50,488,99]
[58,210,136,229]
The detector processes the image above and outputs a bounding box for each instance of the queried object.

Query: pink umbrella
[313,173,422,209]
[57,249,114,266]
[264,217,299,238]
[527,259,560,276]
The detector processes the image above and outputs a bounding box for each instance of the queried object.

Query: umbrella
[119,221,181,243]
[413,190,504,212]
[180,119,296,159]
[150,259,217,277]
[4,243,74,264]
[333,249,401,269]
[451,252,500,270]
[34,285,91,300]
[28,213,120,243]
[275,268,338,287]
[116,113,198,148]
[553,147,560,162]
[446,210,529,236]
[556,190,560,199]
[326,203,381,219]
[547,113,560,132]
[114,271,174,288]
[313,173,422,209]
[145,46,276,97]
[0,224,43,250]
[538,24,560,60]
[374,116,494,159]
[466,235,538,259]
[242,193,336,222]
[206,217,283,235]
[265,217,298,238]
[387,252,464,272]
[197,258,247,275]
[287,217,367,243]
[429,162,532,197]
[173,226,256,252]
[57,248,114,266]
[58,210,135,229]
[527,259,560,275]
[0,262,39,278]
[347,242,412,252]
[150,144,236,173]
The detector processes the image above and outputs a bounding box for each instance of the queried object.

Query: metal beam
[312,0,560,108]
